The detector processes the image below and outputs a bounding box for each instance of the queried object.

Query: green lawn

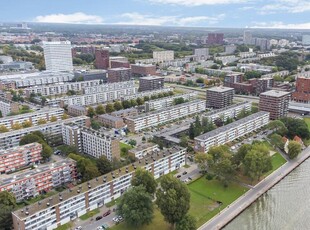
[304,118,310,129]
[55,223,72,230]
[79,208,100,220]
[271,152,286,171]
[188,177,248,226]
[106,198,120,208]
[110,209,170,230]
[120,142,133,157]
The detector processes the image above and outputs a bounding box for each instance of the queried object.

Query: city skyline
[0,0,309,29]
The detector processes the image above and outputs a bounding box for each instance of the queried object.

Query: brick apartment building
[95,49,109,69]
[138,76,165,92]
[110,60,130,68]
[207,33,224,45]
[259,90,291,120]
[0,159,76,202]
[97,114,125,129]
[107,67,132,83]
[0,143,42,174]
[131,64,157,77]
[292,77,310,103]
[206,86,234,109]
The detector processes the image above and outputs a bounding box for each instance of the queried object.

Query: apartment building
[111,108,138,118]
[0,108,64,129]
[0,143,42,174]
[259,90,291,120]
[194,48,209,60]
[194,111,270,153]
[121,88,172,101]
[1,159,76,202]
[110,60,130,69]
[0,80,16,90]
[131,64,157,77]
[43,41,73,72]
[128,143,159,159]
[12,146,186,230]
[153,50,174,62]
[0,116,90,150]
[0,71,74,88]
[292,76,310,103]
[145,92,197,112]
[62,125,120,160]
[24,80,101,97]
[107,68,132,83]
[138,76,165,92]
[97,114,125,129]
[206,87,234,109]
[83,80,135,95]
[67,105,87,117]
[126,100,206,132]
[0,98,19,116]
[95,49,109,69]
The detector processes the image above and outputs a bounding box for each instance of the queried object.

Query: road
[198,147,310,230]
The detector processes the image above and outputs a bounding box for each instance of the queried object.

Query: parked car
[188,177,192,181]
[96,227,103,230]
[182,171,188,175]
[96,216,103,221]
[113,217,119,222]
[103,210,111,217]
[176,175,181,178]
[75,227,82,230]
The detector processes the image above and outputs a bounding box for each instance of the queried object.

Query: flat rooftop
[129,143,158,154]
[140,76,164,80]
[13,145,185,219]
[207,86,234,93]
[260,90,291,98]
[195,111,269,141]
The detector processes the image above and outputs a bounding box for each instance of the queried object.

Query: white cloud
[260,0,310,14]
[34,12,104,24]
[250,21,310,29]
[148,0,248,6]
[116,12,225,26]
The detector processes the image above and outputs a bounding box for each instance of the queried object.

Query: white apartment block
[126,100,206,132]
[83,80,135,95]
[145,92,197,112]
[129,143,160,159]
[0,143,42,174]
[0,98,19,116]
[12,146,186,230]
[0,116,90,149]
[62,124,120,161]
[153,50,174,62]
[194,48,209,60]
[1,159,76,202]
[239,52,256,59]
[261,71,290,79]
[43,41,73,72]
[0,108,64,130]
[194,111,270,153]
[121,88,172,101]
[202,101,252,123]
[24,80,101,97]
[257,52,276,58]
[0,71,74,88]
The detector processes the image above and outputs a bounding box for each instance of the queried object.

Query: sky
[1,0,310,29]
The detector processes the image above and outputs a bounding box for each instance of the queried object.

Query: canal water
[224,158,310,230]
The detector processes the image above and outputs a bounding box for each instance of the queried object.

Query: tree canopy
[288,141,302,159]
[131,168,157,195]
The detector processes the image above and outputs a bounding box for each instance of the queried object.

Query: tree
[0,125,9,133]
[50,115,58,122]
[62,113,69,120]
[179,135,189,148]
[37,118,47,125]
[95,105,105,115]
[0,191,17,230]
[114,101,123,111]
[128,139,137,146]
[22,120,32,128]
[76,158,100,182]
[91,120,101,130]
[136,97,144,105]
[207,145,236,186]
[19,133,44,145]
[117,186,154,227]
[196,78,204,84]
[32,131,45,140]
[144,96,150,101]
[168,91,174,96]
[122,100,131,109]
[233,144,252,166]
[174,97,185,105]
[11,122,23,130]
[156,175,190,228]
[269,133,284,149]
[280,117,310,139]
[0,110,2,118]
[176,215,197,230]
[268,120,287,135]
[244,70,262,79]
[243,143,272,182]
[96,156,112,175]
[130,99,138,107]
[105,103,115,113]
[131,168,157,195]
[87,107,96,118]
[288,141,302,159]
[195,153,208,173]
[41,143,52,160]
[188,123,195,140]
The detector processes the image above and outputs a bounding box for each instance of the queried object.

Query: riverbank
[198,146,310,230]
